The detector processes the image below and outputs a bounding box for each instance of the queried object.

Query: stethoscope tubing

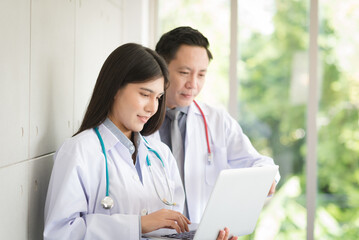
[94,127,110,197]
[95,126,176,209]
[146,155,175,206]
[193,100,211,158]
[94,100,210,209]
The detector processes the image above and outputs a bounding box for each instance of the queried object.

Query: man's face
[166,45,209,108]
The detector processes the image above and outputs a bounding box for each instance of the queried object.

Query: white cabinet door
[30,0,75,158]
[0,162,29,239]
[28,155,54,240]
[74,0,123,132]
[0,0,30,167]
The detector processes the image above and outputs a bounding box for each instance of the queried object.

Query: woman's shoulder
[63,128,97,146]
[56,129,99,160]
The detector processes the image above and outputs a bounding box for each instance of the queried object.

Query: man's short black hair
[155,26,213,63]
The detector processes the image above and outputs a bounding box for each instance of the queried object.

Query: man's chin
[180,95,196,105]
[178,100,193,107]
[167,97,194,108]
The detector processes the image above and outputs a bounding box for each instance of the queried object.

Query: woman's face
[109,77,164,139]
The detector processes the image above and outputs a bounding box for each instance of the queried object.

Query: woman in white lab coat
[43,43,189,239]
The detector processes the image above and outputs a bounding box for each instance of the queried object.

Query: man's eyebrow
[178,66,191,71]
[178,66,207,72]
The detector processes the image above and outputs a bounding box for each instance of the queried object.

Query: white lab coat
[151,101,280,223]
[44,123,185,240]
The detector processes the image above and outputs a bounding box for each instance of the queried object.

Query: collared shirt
[103,118,143,183]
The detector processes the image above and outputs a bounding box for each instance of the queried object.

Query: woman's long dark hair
[75,43,169,136]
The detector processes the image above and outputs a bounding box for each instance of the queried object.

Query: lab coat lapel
[184,102,210,221]
[97,124,120,155]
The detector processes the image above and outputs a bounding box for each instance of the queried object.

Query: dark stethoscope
[94,127,176,209]
[94,100,211,210]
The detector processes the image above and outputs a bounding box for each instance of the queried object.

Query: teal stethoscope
[94,127,176,209]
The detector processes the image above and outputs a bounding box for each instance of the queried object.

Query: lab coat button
[133,175,140,182]
[141,208,148,215]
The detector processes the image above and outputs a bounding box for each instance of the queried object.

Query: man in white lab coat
[152,26,280,223]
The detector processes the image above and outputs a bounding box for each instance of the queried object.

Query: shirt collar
[103,118,141,155]
[166,105,189,115]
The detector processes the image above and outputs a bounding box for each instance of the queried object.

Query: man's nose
[185,74,197,89]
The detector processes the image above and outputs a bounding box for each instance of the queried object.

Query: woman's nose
[145,97,158,113]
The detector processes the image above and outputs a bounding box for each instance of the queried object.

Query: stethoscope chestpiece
[162,198,176,206]
[207,153,213,165]
[101,196,114,209]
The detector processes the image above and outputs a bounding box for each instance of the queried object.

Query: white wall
[0,0,152,239]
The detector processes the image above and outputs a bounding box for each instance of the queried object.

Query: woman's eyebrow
[139,87,153,93]
[139,87,164,95]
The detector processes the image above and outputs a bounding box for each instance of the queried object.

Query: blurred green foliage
[238,0,359,239]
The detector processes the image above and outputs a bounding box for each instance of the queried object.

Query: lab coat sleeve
[44,145,141,240]
[220,108,281,183]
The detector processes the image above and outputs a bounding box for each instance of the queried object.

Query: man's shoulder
[191,101,230,119]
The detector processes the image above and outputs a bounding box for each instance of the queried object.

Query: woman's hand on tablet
[141,209,191,234]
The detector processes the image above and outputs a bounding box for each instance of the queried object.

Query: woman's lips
[138,115,150,123]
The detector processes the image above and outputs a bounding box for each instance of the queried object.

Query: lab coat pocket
[205,145,227,186]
